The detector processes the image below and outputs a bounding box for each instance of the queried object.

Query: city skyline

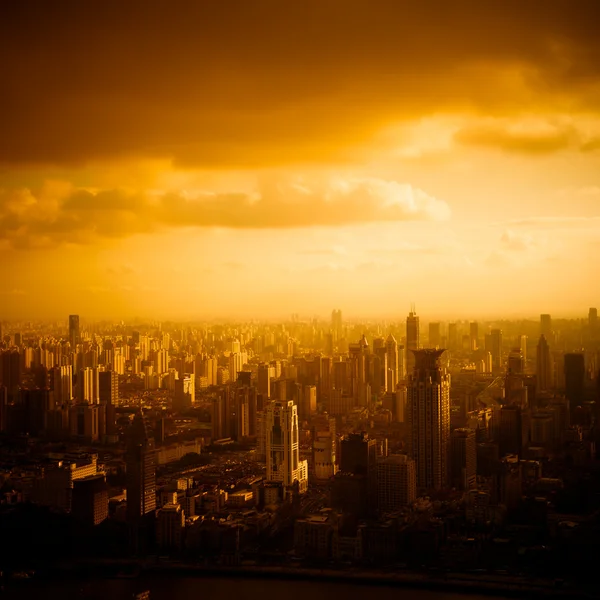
[1,2,599,319]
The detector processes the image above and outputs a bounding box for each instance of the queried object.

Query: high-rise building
[429,322,441,349]
[125,412,157,530]
[265,401,308,494]
[407,349,450,491]
[564,353,585,422]
[589,308,598,341]
[331,309,343,342]
[385,334,399,392]
[376,454,416,511]
[540,314,552,340]
[174,374,195,411]
[469,322,479,351]
[99,370,118,405]
[72,473,109,526]
[69,314,80,348]
[69,403,100,442]
[490,329,503,372]
[77,367,99,404]
[52,365,73,405]
[450,428,477,490]
[536,335,552,393]
[156,503,185,551]
[448,323,458,351]
[0,349,21,395]
[301,385,317,419]
[406,308,420,374]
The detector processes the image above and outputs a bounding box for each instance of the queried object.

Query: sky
[1,1,599,321]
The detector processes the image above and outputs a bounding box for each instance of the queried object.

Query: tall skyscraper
[331,309,343,342]
[69,314,80,348]
[536,335,552,393]
[407,349,450,491]
[265,401,308,494]
[540,314,552,340]
[126,412,157,552]
[564,353,585,421]
[385,334,398,392]
[490,329,503,372]
[406,308,420,374]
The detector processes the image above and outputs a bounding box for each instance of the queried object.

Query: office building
[406,309,420,374]
[450,428,477,490]
[540,314,552,340]
[536,335,552,393]
[69,403,100,442]
[77,367,99,404]
[376,454,416,511]
[125,412,157,539]
[156,503,185,551]
[564,353,585,422]
[265,401,308,494]
[69,314,80,347]
[407,349,450,490]
[72,473,109,526]
[385,334,399,392]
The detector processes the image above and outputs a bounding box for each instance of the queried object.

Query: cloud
[0,178,451,249]
[502,216,600,229]
[500,229,535,251]
[1,1,600,167]
[454,120,576,154]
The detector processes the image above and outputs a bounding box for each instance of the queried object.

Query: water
[1,575,511,600]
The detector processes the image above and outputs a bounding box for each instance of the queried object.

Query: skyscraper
[540,314,552,340]
[126,412,157,552]
[407,349,450,491]
[69,314,80,348]
[406,308,420,374]
[490,329,503,372]
[385,334,398,392]
[265,401,308,494]
[536,335,552,393]
[564,353,585,422]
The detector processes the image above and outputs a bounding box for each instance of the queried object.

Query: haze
[1,1,599,320]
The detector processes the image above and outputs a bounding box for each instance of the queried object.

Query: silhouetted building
[407,349,450,490]
[377,454,416,511]
[72,473,109,526]
[69,314,80,347]
[536,335,552,393]
[126,412,157,554]
[450,428,477,490]
[564,353,585,422]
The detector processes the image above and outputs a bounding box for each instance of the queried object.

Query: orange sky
[1,1,599,320]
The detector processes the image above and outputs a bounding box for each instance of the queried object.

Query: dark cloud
[1,1,599,166]
[0,178,450,249]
